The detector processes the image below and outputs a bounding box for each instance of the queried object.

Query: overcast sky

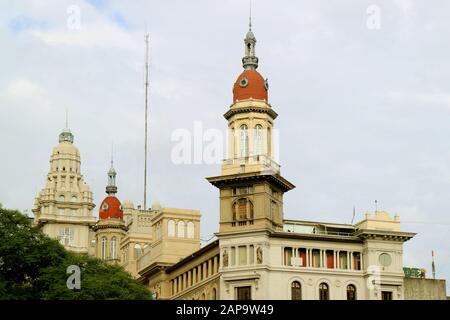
[1,0,449,291]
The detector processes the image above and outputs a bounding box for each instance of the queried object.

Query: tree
[0,207,151,300]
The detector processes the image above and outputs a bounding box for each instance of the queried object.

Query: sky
[0,0,449,292]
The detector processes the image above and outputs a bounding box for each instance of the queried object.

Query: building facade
[32,128,96,254]
[32,22,445,300]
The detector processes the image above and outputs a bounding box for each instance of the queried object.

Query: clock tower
[207,23,295,235]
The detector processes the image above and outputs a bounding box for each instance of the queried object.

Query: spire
[59,110,74,143]
[106,149,117,195]
[242,0,258,70]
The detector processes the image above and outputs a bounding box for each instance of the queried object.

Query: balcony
[222,155,280,175]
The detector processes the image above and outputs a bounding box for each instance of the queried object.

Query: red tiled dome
[99,196,123,220]
[233,69,268,103]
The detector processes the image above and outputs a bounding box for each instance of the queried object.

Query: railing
[284,224,354,238]
[222,154,280,173]
[137,250,152,271]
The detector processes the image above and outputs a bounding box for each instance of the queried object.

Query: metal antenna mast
[144,33,149,210]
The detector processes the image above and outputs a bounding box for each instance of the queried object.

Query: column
[336,251,340,269]
[203,262,207,279]
[319,250,323,268]
[333,251,336,269]
[247,246,250,265]
[193,267,197,284]
[173,279,177,295]
[187,270,191,287]
[306,249,309,267]
[198,265,202,281]
[208,259,213,277]
[350,251,354,270]
[214,256,218,273]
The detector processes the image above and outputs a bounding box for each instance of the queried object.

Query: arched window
[59,195,65,201]
[211,288,217,300]
[111,237,117,260]
[347,284,356,300]
[177,221,185,238]
[201,293,206,300]
[101,237,107,260]
[319,283,329,300]
[168,220,175,237]
[134,244,142,259]
[71,196,77,202]
[187,222,194,238]
[240,125,249,158]
[254,125,263,155]
[234,198,254,220]
[291,281,302,300]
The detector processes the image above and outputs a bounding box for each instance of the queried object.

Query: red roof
[233,69,268,103]
[99,196,123,220]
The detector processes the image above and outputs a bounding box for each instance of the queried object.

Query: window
[247,245,254,265]
[234,198,254,221]
[239,246,247,265]
[291,281,302,300]
[58,208,64,215]
[236,286,252,300]
[312,250,320,268]
[177,221,185,238]
[339,251,348,269]
[187,221,195,238]
[111,237,117,260]
[319,283,329,300]
[284,247,293,266]
[59,195,65,201]
[381,291,392,300]
[211,288,217,300]
[240,125,249,157]
[353,252,362,270]
[254,125,263,155]
[347,284,356,300]
[71,196,77,202]
[168,220,175,237]
[326,250,334,269]
[271,201,277,221]
[101,237,107,260]
[58,228,73,246]
[134,244,142,259]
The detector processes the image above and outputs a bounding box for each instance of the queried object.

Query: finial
[111,142,114,168]
[249,0,252,31]
[59,110,74,143]
[242,1,258,70]
[65,109,68,129]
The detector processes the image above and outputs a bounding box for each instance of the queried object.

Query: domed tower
[207,21,295,234]
[93,159,127,264]
[32,127,96,254]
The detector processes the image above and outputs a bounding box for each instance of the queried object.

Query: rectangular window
[249,245,254,264]
[284,247,293,266]
[382,291,393,300]
[326,250,334,269]
[312,250,320,268]
[231,247,236,266]
[239,246,247,265]
[339,251,348,269]
[58,227,74,245]
[236,286,252,300]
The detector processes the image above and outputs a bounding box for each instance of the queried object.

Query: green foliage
[0,207,151,300]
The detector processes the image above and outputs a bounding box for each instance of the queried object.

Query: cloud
[8,15,47,32]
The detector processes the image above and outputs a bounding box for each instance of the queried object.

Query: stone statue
[256,247,263,264]
[223,249,229,267]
